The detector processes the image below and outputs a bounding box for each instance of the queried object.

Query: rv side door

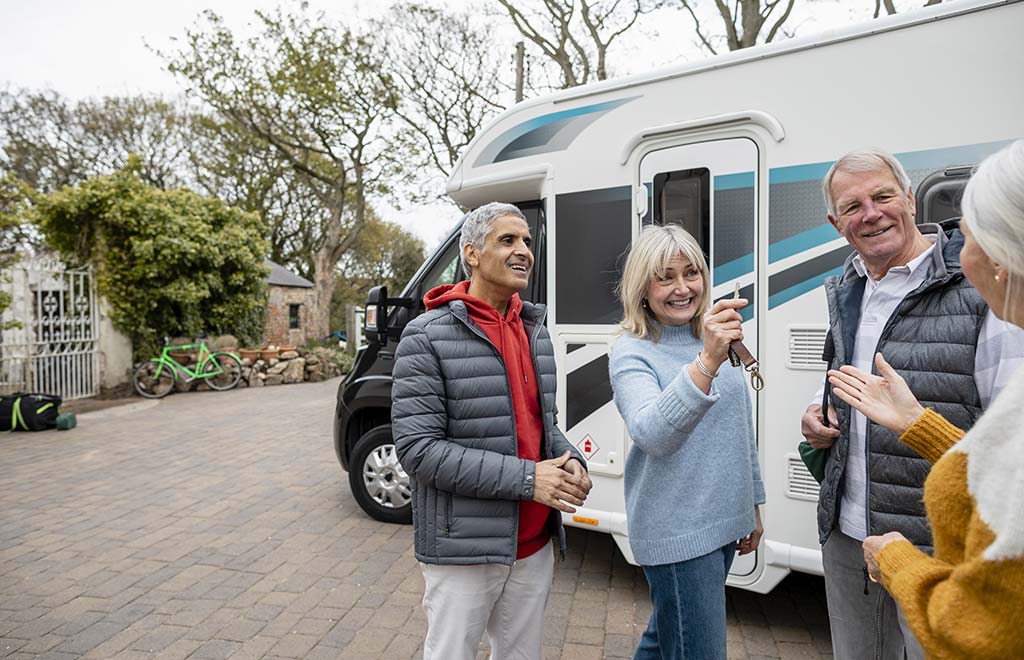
[637,137,762,580]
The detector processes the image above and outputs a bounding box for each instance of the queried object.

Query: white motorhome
[334,0,1024,593]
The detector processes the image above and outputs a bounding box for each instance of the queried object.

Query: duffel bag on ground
[1,392,63,431]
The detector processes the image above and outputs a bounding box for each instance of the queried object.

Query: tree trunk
[310,246,337,341]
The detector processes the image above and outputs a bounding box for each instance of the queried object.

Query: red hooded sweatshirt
[424,281,551,559]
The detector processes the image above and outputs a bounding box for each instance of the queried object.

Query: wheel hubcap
[362,444,411,509]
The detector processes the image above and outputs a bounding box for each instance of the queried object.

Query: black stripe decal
[566,343,585,354]
[566,354,613,430]
[768,245,851,296]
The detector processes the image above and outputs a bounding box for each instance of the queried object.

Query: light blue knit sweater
[609,322,766,566]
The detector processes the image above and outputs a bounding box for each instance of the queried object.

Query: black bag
[0,392,63,431]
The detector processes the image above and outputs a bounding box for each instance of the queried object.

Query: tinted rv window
[915,167,972,225]
[653,168,710,254]
[555,186,631,325]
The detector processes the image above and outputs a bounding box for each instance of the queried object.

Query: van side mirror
[365,285,389,347]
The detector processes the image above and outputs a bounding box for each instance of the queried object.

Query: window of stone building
[289,304,300,329]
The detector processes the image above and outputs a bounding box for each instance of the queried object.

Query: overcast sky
[1,0,923,248]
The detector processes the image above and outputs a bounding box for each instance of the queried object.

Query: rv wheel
[348,426,413,525]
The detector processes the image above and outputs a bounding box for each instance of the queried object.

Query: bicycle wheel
[133,360,177,399]
[202,352,242,390]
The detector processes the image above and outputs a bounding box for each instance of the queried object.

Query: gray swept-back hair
[961,139,1024,323]
[459,202,526,277]
[822,148,912,218]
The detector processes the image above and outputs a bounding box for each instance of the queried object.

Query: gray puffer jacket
[392,297,584,565]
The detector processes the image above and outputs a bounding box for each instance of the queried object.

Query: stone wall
[238,347,342,389]
[265,285,316,347]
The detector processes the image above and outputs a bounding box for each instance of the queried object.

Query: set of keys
[727,282,765,391]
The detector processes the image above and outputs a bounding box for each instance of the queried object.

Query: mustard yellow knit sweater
[876,367,1024,660]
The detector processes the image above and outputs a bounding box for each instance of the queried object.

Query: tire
[133,360,177,399]
[348,425,412,524]
[202,353,243,390]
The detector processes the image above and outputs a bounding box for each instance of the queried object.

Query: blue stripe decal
[769,223,839,263]
[768,266,843,309]
[714,254,753,282]
[475,97,639,166]
[714,171,754,191]
[768,139,1013,186]
[769,161,832,185]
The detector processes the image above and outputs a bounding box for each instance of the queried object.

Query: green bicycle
[132,336,243,399]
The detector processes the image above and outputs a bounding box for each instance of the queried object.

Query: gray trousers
[822,530,925,660]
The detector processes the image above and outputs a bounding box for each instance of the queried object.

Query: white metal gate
[0,258,99,400]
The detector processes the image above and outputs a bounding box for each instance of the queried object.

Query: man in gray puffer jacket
[392,202,591,660]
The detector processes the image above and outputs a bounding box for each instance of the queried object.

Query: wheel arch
[340,406,391,471]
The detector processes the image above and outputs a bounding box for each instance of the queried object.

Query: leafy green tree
[162,6,405,339]
[33,158,269,358]
[330,215,426,332]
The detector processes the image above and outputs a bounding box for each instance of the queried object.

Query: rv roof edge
[448,164,552,209]
[619,111,786,165]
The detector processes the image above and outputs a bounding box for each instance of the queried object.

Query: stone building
[264,260,316,347]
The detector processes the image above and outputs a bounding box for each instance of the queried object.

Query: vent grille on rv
[787,325,828,370]
[786,454,820,501]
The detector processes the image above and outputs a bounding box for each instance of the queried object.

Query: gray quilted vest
[817,223,987,550]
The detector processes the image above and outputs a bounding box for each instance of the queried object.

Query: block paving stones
[1,378,832,659]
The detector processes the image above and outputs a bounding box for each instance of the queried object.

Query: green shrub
[34,159,269,359]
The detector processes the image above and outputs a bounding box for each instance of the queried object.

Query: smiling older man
[391,202,591,660]
[799,148,1024,660]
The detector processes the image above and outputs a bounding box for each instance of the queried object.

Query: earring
[995,274,1001,282]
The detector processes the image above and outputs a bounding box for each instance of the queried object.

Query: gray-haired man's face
[464,215,534,294]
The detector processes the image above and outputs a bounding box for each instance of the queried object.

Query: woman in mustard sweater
[825,140,1024,659]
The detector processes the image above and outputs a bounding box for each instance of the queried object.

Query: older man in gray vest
[800,148,1024,660]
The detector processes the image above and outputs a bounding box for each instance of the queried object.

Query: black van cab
[333,203,546,523]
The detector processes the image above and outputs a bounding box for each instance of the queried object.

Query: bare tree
[0,90,191,192]
[874,0,943,18]
[381,4,510,185]
[676,0,797,54]
[494,0,663,89]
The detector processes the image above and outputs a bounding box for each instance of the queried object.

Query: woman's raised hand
[827,353,925,435]
[700,298,747,369]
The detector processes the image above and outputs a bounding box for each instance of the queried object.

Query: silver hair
[459,202,526,277]
[961,139,1024,322]
[821,148,912,218]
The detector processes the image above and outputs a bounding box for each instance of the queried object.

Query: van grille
[787,325,828,370]
[786,454,820,501]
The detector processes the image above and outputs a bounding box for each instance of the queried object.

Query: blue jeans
[634,543,736,660]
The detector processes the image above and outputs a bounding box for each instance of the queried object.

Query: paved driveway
[1,378,832,660]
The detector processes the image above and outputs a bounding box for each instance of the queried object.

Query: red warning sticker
[575,434,600,459]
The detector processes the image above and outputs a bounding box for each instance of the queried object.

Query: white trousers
[419,543,554,660]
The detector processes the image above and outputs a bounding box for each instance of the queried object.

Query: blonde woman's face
[645,254,704,326]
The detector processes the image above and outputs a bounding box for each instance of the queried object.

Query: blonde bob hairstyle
[617,224,710,341]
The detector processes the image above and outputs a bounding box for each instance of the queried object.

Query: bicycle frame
[153,342,225,381]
